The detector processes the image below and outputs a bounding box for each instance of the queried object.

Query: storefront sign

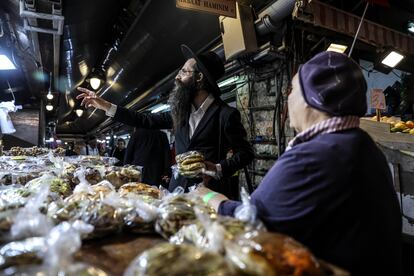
[371,88,386,110]
[176,0,236,18]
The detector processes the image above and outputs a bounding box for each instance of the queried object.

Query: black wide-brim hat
[181,44,224,97]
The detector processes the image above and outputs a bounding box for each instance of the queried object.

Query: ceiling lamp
[218,76,240,88]
[75,109,84,117]
[381,51,404,68]
[87,67,106,91]
[326,43,347,53]
[46,92,54,100]
[151,104,170,114]
[46,104,53,111]
[408,20,414,34]
[0,54,16,70]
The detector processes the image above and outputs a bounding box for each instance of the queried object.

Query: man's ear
[196,72,203,83]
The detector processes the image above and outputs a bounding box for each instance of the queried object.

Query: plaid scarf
[285,116,360,151]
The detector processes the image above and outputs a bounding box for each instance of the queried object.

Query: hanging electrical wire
[6,80,16,102]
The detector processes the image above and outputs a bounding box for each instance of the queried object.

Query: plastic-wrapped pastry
[170,215,261,252]
[51,197,122,239]
[118,183,160,199]
[0,237,45,269]
[0,187,31,211]
[175,151,205,178]
[225,231,321,276]
[155,194,216,239]
[77,167,103,185]
[124,243,236,276]
[61,163,78,185]
[105,166,142,188]
[90,181,116,196]
[3,221,108,276]
[0,209,19,241]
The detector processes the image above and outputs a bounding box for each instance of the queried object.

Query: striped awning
[294,0,414,55]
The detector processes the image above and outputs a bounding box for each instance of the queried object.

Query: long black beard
[168,78,198,130]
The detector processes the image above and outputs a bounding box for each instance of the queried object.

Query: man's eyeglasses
[178,68,198,76]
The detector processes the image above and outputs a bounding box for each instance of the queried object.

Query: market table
[76,234,164,276]
[75,233,349,276]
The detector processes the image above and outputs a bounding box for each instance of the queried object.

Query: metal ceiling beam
[19,0,64,85]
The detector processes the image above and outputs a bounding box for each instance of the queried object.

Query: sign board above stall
[176,0,237,18]
[371,88,386,110]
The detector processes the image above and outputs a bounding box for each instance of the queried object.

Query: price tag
[371,89,386,110]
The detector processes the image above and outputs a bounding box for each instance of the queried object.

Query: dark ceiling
[1,0,414,139]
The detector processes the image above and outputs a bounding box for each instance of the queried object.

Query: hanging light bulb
[90,77,102,90]
[87,67,106,91]
[46,92,54,100]
[46,104,53,111]
[75,109,84,117]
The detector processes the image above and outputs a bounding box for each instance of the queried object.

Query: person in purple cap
[194,51,402,275]
[76,45,254,199]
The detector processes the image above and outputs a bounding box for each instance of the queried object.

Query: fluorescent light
[114,135,117,138]
[326,43,347,53]
[46,92,54,100]
[56,140,62,143]
[0,55,16,70]
[90,77,102,90]
[151,104,170,114]
[64,142,68,145]
[75,109,84,117]
[381,51,404,68]
[46,104,53,111]
[408,21,414,34]
[106,136,110,140]
[218,76,239,88]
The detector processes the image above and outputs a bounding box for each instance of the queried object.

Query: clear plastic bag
[0,185,32,211]
[175,151,205,179]
[25,173,72,197]
[99,186,159,234]
[170,206,261,253]
[104,165,142,188]
[51,185,123,239]
[11,181,53,239]
[0,221,108,275]
[224,231,322,276]
[155,192,216,239]
[44,221,94,274]
[234,187,259,224]
[124,243,236,276]
[118,182,160,199]
[0,237,46,269]
[122,193,159,234]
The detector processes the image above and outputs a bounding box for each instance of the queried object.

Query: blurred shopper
[80,136,100,156]
[111,138,126,166]
[194,51,402,276]
[124,128,171,187]
[65,141,77,156]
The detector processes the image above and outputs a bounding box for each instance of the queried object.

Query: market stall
[0,147,348,275]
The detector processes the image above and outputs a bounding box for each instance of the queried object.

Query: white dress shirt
[188,94,215,139]
[106,94,215,139]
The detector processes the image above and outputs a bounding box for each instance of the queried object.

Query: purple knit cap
[298,51,367,117]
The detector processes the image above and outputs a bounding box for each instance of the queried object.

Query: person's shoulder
[214,99,238,116]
